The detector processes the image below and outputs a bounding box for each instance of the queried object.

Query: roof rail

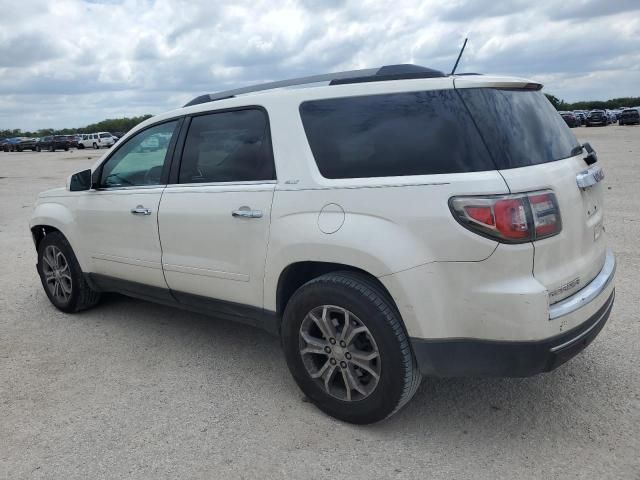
[183,64,446,107]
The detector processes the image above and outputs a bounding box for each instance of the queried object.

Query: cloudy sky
[1,0,639,130]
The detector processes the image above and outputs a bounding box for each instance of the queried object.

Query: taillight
[449,191,562,243]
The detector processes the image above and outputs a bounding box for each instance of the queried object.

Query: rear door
[457,85,606,303]
[158,108,276,311]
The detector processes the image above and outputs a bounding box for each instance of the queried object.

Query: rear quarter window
[299,90,495,179]
[456,89,582,169]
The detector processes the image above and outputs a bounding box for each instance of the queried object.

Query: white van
[78,132,117,149]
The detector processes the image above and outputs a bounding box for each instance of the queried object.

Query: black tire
[37,231,101,313]
[64,147,69,151]
[36,146,41,152]
[49,145,54,152]
[93,143,98,149]
[78,144,85,149]
[281,271,421,424]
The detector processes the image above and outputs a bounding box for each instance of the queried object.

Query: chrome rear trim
[549,249,615,320]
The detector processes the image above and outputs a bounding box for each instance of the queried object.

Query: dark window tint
[458,89,581,169]
[300,90,495,179]
[178,109,274,184]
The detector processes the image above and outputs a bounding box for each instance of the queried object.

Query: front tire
[281,272,421,424]
[37,231,101,313]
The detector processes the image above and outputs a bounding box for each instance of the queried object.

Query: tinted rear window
[457,89,581,169]
[299,90,495,179]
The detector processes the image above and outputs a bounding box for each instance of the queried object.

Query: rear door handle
[131,205,152,215]
[232,207,263,219]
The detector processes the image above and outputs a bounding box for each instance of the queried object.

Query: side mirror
[582,142,598,165]
[68,169,92,191]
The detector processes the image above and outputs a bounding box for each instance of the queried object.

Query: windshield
[457,88,581,169]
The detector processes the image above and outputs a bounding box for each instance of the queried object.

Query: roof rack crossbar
[183,64,446,107]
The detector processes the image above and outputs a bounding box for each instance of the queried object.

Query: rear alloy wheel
[299,305,381,402]
[282,272,421,424]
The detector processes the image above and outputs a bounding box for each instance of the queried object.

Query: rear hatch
[455,81,607,304]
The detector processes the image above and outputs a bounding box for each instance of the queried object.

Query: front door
[158,108,276,312]
[76,119,181,290]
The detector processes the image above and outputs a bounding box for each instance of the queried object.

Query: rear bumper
[411,290,614,377]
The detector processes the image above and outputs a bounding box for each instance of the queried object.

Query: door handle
[232,207,263,219]
[131,205,152,215]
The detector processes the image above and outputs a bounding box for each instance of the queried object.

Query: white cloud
[0,0,638,130]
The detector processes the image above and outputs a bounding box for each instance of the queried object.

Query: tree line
[0,114,153,139]
[544,94,640,111]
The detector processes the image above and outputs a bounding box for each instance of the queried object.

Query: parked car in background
[586,110,608,127]
[30,64,615,424]
[2,137,37,152]
[618,108,640,125]
[573,111,586,125]
[559,111,579,128]
[37,136,70,152]
[606,110,616,124]
[61,135,80,148]
[78,132,117,149]
[16,138,38,151]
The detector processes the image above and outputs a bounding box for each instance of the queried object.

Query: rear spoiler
[453,75,542,91]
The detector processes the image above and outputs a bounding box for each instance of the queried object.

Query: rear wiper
[576,142,598,165]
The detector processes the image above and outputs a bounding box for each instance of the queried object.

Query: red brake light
[450,191,561,243]
[464,206,494,226]
[494,198,529,239]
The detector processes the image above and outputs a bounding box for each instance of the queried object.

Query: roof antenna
[450,37,468,75]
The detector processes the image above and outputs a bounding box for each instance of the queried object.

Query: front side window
[178,109,274,184]
[99,120,178,188]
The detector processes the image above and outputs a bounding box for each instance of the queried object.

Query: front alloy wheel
[41,245,72,303]
[299,305,380,402]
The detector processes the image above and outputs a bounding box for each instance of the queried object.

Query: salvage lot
[1,127,639,478]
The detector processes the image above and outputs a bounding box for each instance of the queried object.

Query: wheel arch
[30,202,89,271]
[275,261,400,320]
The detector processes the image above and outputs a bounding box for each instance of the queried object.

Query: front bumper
[411,290,614,377]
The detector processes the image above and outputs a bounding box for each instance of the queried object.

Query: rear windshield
[457,89,581,169]
[300,88,581,179]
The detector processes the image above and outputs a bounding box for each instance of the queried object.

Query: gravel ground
[1,127,639,479]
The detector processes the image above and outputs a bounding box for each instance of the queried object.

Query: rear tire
[93,143,98,149]
[37,231,101,313]
[281,271,421,424]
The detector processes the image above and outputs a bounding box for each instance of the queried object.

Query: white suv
[30,65,616,424]
[78,132,117,149]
